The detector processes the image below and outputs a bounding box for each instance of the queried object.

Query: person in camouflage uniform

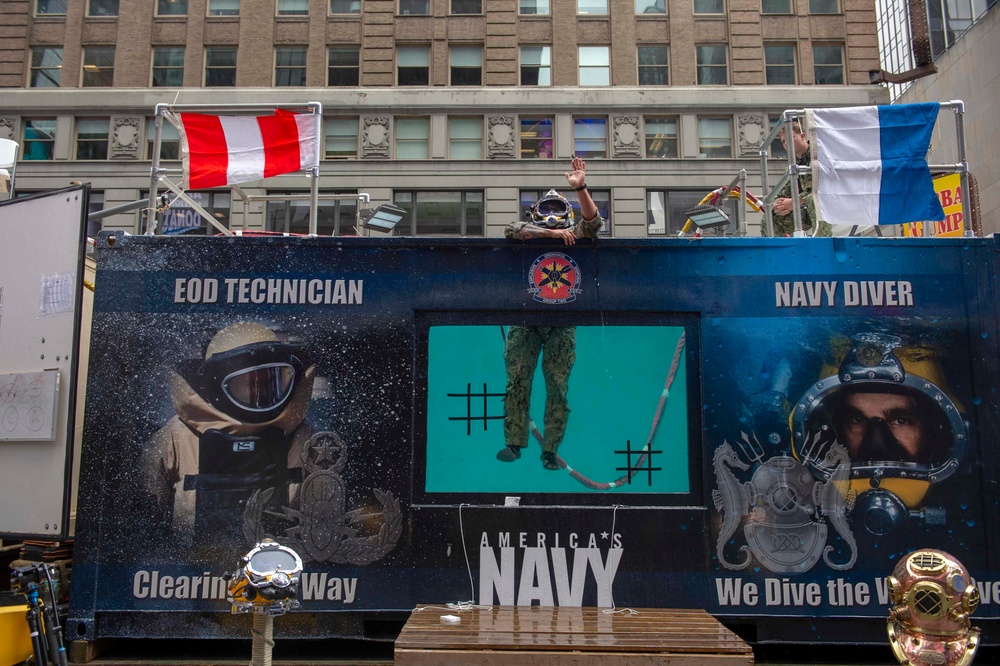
[768,122,832,237]
[500,157,604,470]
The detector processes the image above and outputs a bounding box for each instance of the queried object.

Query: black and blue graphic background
[69,233,1000,641]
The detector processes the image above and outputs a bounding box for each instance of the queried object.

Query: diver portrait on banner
[141,321,401,563]
[711,327,978,575]
[791,334,968,545]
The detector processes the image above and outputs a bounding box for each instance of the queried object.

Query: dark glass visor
[221,363,296,412]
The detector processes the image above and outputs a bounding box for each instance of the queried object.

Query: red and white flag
[167,110,320,189]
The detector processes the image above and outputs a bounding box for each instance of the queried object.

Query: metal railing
[758,101,971,237]
[147,102,323,236]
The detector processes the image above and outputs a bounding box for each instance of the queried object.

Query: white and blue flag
[807,103,945,227]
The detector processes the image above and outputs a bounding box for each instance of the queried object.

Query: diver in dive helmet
[792,334,967,536]
[528,189,576,230]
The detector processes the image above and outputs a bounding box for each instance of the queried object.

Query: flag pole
[308,102,322,236]
[946,100,971,236]
[147,104,168,235]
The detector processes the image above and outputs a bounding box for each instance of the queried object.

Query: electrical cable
[41,564,68,666]
[601,504,638,616]
[531,332,686,490]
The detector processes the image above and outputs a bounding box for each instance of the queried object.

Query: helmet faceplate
[530,189,576,229]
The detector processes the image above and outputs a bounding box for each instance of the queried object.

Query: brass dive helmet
[887,549,980,666]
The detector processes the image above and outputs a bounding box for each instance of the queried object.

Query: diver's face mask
[530,189,575,229]
[180,341,309,424]
[835,390,940,465]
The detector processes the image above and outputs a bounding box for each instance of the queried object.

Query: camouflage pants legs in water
[503,325,576,454]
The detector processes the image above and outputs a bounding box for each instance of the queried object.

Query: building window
[157,0,188,15]
[146,190,230,235]
[152,47,184,86]
[267,192,358,235]
[22,119,56,160]
[813,44,844,84]
[396,118,430,159]
[696,45,727,84]
[761,0,791,13]
[36,0,66,15]
[647,189,735,235]
[809,0,838,13]
[328,47,359,85]
[520,0,549,13]
[275,46,307,86]
[88,0,119,16]
[393,191,484,236]
[86,191,105,242]
[768,115,788,159]
[698,117,732,158]
[30,47,62,87]
[579,46,610,86]
[520,46,551,86]
[638,45,668,85]
[449,118,483,159]
[520,117,553,159]
[82,47,114,87]
[277,0,309,15]
[636,0,665,14]
[330,0,360,12]
[450,46,482,85]
[205,47,237,86]
[147,118,180,159]
[694,0,724,13]
[325,117,358,158]
[208,0,239,15]
[645,117,678,158]
[521,189,611,234]
[764,44,796,84]
[927,0,988,56]
[76,118,109,160]
[399,0,430,14]
[574,117,607,158]
[578,0,607,14]
[452,0,481,12]
[397,46,430,85]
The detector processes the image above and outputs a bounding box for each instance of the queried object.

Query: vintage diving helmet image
[887,549,980,666]
[712,429,856,574]
[791,333,968,537]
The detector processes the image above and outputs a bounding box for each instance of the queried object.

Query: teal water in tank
[425,325,689,494]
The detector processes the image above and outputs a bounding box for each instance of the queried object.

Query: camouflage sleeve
[505,221,528,240]
[576,215,604,239]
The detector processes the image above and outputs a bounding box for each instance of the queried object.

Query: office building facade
[1,0,888,237]
[877,0,998,233]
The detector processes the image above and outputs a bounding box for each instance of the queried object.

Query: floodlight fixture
[362,203,407,233]
[684,203,731,230]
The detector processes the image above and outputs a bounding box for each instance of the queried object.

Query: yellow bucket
[0,604,33,666]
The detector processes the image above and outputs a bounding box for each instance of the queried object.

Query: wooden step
[395,606,754,665]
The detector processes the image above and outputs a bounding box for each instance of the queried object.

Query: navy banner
[68,234,1000,641]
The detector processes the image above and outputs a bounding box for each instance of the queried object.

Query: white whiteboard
[0,370,60,441]
[0,186,87,539]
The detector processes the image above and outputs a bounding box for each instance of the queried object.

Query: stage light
[684,203,731,230]
[362,203,407,233]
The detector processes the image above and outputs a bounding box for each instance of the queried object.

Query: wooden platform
[394,606,754,665]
